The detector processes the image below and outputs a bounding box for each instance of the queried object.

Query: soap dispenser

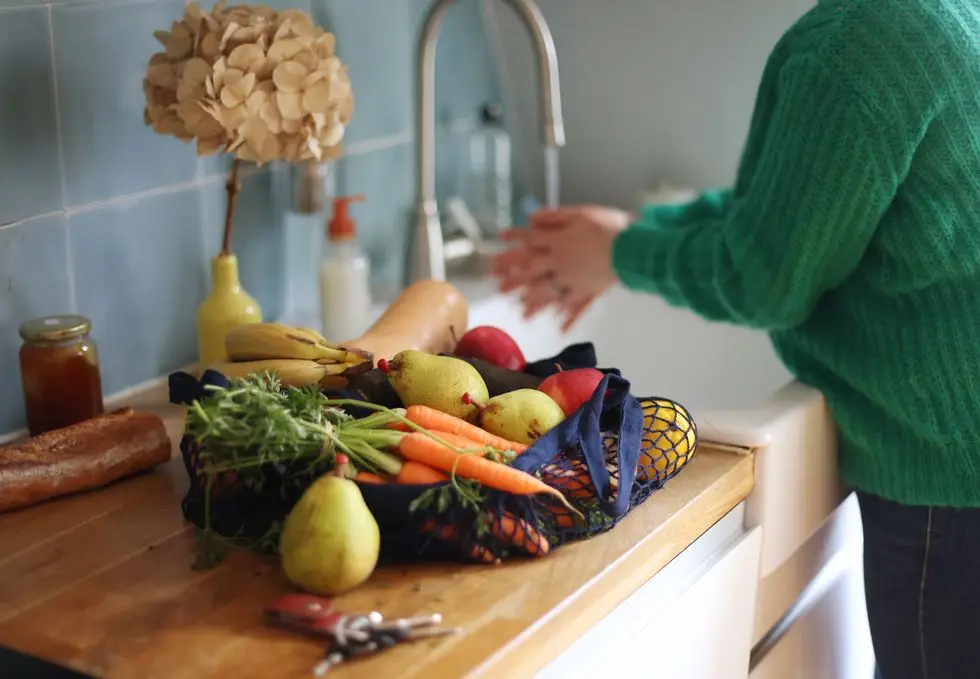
[319,195,372,342]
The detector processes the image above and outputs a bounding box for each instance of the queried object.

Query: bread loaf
[0,408,172,512]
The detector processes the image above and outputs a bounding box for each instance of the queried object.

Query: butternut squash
[343,279,469,365]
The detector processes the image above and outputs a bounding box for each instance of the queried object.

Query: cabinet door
[749,549,874,679]
[539,524,762,679]
[615,526,762,679]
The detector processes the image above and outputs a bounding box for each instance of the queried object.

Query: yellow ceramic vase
[196,253,262,368]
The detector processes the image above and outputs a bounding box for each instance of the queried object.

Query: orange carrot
[413,430,490,451]
[551,507,578,529]
[403,405,529,454]
[422,513,549,559]
[539,461,595,500]
[396,432,577,512]
[491,513,550,557]
[395,460,449,485]
[354,471,387,484]
[422,520,497,564]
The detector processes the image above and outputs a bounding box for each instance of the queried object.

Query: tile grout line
[4,132,414,232]
[64,165,264,217]
[346,129,413,157]
[45,4,76,312]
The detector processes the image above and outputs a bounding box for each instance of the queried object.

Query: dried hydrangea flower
[143,1,354,164]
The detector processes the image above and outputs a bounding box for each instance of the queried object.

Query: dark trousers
[857,491,980,679]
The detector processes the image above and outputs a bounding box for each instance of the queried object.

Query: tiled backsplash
[0,0,499,435]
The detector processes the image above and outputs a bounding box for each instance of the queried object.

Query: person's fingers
[490,247,531,275]
[500,226,565,252]
[498,256,558,294]
[498,228,531,243]
[559,294,596,333]
[520,279,565,320]
[529,206,584,229]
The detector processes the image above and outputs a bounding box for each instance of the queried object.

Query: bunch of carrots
[326,401,588,560]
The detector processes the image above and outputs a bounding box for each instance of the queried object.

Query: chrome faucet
[408,0,566,283]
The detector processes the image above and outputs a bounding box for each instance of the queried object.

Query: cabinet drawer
[749,546,874,679]
[539,510,761,679]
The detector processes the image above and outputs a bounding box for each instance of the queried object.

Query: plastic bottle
[466,103,513,237]
[319,195,372,343]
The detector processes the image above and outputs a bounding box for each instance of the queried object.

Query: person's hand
[491,205,632,332]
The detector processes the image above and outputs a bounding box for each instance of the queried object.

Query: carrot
[422,513,549,559]
[395,460,449,485]
[403,405,529,454]
[410,430,491,452]
[422,520,497,564]
[396,432,579,514]
[551,507,579,529]
[539,461,595,500]
[491,513,550,557]
[354,471,387,484]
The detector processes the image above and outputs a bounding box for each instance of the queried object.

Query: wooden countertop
[0,390,755,679]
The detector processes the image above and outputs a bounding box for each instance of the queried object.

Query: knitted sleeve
[638,188,732,227]
[611,52,926,330]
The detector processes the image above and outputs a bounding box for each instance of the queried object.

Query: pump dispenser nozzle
[328,194,366,242]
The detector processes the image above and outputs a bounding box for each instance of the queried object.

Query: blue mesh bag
[169,342,697,565]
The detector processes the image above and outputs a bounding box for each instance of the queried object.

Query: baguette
[0,408,172,513]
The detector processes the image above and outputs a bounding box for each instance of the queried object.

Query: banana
[286,325,332,346]
[224,323,359,363]
[209,359,330,388]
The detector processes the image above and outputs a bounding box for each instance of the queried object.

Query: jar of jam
[18,315,104,437]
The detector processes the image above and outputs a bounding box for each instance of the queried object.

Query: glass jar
[18,315,104,437]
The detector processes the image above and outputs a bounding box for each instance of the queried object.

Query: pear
[379,350,489,422]
[465,389,566,445]
[279,455,380,596]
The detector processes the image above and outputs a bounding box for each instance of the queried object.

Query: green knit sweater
[612,0,980,507]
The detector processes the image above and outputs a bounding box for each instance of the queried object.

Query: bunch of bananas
[209,323,373,388]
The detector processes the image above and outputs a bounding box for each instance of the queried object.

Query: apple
[453,325,527,372]
[538,367,606,415]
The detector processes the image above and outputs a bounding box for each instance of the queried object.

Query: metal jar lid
[19,315,93,343]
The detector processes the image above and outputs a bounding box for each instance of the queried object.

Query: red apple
[538,367,605,415]
[453,325,527,372]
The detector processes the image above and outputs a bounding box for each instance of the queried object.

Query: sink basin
[463,281,793,415]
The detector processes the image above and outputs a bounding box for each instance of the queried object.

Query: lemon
[637,398,698,482]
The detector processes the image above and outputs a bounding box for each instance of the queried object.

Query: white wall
[483,0,815,208]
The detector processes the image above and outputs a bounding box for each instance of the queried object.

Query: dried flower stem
[220,158,242,257]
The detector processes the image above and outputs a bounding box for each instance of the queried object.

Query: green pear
[470,388,566,445]
[379,350,489,422]
[279,456,380,596]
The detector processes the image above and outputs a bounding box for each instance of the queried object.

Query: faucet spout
[409,0,565,284]
[502,0,565,150]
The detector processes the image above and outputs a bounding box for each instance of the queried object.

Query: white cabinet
[538,508,763,679]
[749,535,875,679]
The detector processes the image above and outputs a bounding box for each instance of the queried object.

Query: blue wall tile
[314,0,413,145]
[0,7,62,224]
[0,215,72,434]
[52,0,197,207]
[70,189,205,394]
[335,143,413,297]
[0,0,497,434]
